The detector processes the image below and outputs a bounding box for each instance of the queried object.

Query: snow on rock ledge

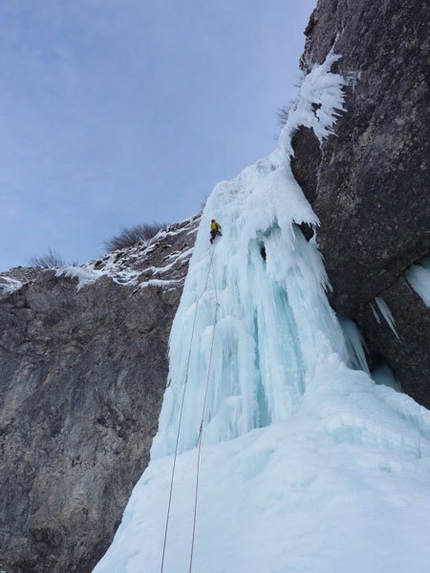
[0,215,199,573]
[56,216,199,291]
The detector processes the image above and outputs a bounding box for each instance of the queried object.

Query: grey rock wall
[0,216,198,573]
[2,2,430,571]
[291,0,430,406]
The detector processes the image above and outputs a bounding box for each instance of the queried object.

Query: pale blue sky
[0,0,316,271]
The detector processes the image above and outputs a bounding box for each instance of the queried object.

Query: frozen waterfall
[93,53,430,573]
[151,151,349,458]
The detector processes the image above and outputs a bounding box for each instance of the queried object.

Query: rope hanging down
[188,255,219,573]
[160,245,218,573]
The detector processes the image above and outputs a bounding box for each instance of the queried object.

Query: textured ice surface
[93,52,430,573]
[151,150,347,458]
[407,257,430,307]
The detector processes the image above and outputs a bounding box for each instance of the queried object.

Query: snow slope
[93,54,430,573]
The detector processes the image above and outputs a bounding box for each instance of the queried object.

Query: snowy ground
[93,53,430,573]
[95,358,430,573]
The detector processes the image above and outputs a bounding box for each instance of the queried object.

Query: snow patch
[0,276,23,294]
[138,279,183,290]
[56,266,102,290]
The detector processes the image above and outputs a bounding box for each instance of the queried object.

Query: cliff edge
[0,216,198,573]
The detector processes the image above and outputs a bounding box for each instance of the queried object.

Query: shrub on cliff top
[104,222,167,253]
[28,248,67,269]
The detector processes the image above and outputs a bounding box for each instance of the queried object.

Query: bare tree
[104,222,168,253]
[28,248,66,269]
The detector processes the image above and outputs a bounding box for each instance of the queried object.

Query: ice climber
[210,219,222,244]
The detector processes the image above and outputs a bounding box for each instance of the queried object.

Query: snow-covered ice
[279,50,347,157]
[93,53,430,573]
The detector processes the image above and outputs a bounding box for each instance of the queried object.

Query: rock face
[291,0,430,406]
[1,1,430,570]
[0,216,198,573]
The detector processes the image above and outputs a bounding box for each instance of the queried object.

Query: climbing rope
[160,244,218,573]
[188,256,219,573]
